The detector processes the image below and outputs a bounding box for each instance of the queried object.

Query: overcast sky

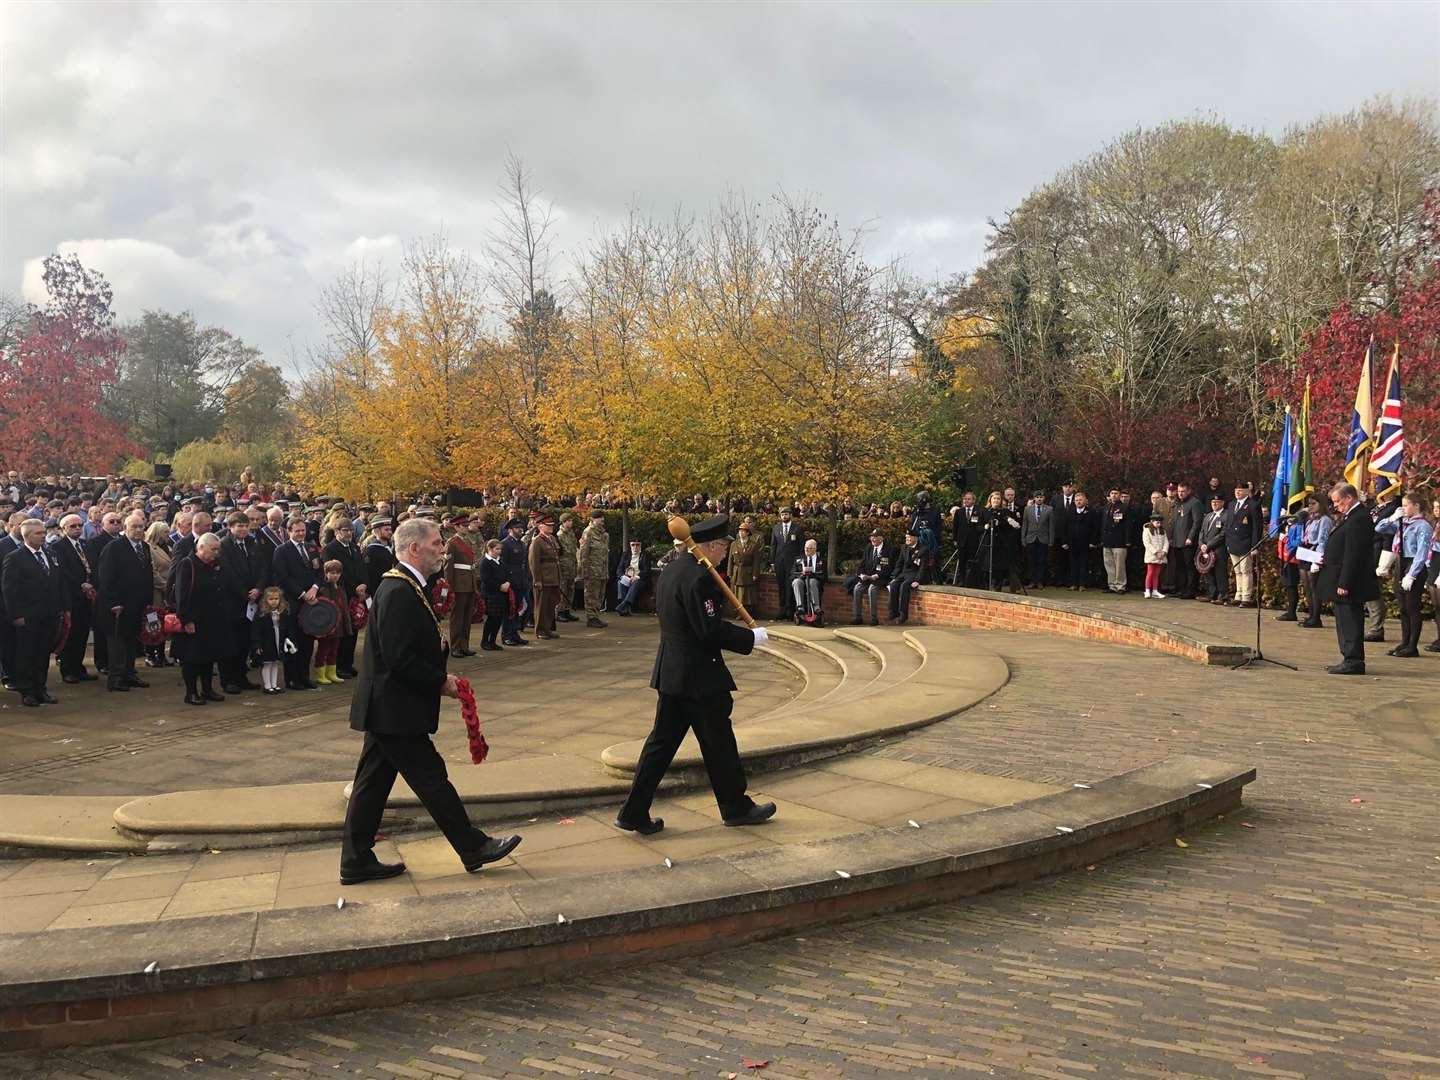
[3,1,1437,370]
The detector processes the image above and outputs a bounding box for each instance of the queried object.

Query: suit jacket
[251,529,280,583]
[95,537,152,634]
[479,555,508,606]
[350,567,448,736]
[1167,496,1203,549]
[1199,510,1227,551]
[893,542,924,578]
[1061,505,1099,548]
[272,540,321,607]
[1051,492,1077,519]
[1224,497,1263,555]
[856,542,894,584]
[650,553,755,699]
[49,535,94,609]
[952,505,983,553]
[770,521,806,571]
[1316,505,1379,604]
[364,541,396,597]
[219,535,266,616]
[323,538,367,600]
[2,544,61,623]
[1021,503,1055,546]
[792,553,826,580]
[85,531,119,577]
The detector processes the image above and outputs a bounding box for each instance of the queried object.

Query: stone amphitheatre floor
[3,593,1439,1077]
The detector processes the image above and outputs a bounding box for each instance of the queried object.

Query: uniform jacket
[1316,504,1379,604]
[2,544,61,623]
[500,533,531,591]
[726,534,765,587]
[1223,497,1263,555]
[770,520,806,572]
[556,527,579,580]
[96,537,152,635]
[650,553,756,700]
[577,522,609,579]
[893,542,925,579]
[350,567,449,736]
[364,540,396,597]
[1100,502,1131,547]
[1021,502,1055,546]
[443,532,479,593]
[527,533,562,588]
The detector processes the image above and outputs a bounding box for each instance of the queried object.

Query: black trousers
[1396,557,1424,651]
[13,617,56,695]
[776,570,795,616]
[93,623,108,672]
[888,575,920,619]
[337,632,358,674]
[341,732,488,866]
[58,604,92,676]
[106,626,138,687]
[1334,600,1366,667]
[181,661,215,696]
[284,630,313,686]
[1168,548,1197,597]
[1068,546,1091,588]
[482,612,504,647]
[1025,542,1048,586]
[0,618,17,682]
[1300,567,1322,623]
[620,691,751,822]
[221,618,251,686]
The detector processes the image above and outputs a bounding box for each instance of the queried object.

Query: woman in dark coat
[173,532,234,705]
[979,490,1024,593]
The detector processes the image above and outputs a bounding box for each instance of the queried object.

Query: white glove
[751,626,770,647]
[283,638,298,655]
[1401,575,1416,591]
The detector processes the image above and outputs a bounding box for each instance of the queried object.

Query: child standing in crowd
[250,587,291,695]
[479,538,508,651]
[1142,513,1170,598]
[312,559,353,684]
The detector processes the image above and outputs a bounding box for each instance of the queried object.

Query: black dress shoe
[462,834,522,872]
[480,642,501,651]
[536,631,557,640]
[1301,620,1323,628]
[1275,612,1298,622]
[203,688,226,702]
[339,860,407,886]
[1426,641,1440,653]
[1363,632,1385,643]
[127,677,150,689]
[184,693,206,706]
[40,692,58,705]
[62,675,85,684]
[1392,647,1420,658]
[301,680,319,690]
[614,815,664,835]
[21,695,41,707]
[1326,663,1366,675]
[723,802,777,827]
[222,683,245,695]
[108,683,131,692]
[503,638,529,647]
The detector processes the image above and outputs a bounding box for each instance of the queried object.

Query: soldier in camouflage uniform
[577,509,610,628]
[555,512,580,623]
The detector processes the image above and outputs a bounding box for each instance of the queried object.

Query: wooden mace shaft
[665,515,758,629]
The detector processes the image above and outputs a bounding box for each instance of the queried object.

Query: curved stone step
[749,637,844,713]
[600,628,1008,775]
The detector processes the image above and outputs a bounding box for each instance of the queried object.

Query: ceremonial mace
[666,515,757,628]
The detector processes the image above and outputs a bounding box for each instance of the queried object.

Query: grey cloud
[4,0,1436,362]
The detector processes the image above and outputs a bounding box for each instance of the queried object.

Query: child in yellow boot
[312,559,353,685]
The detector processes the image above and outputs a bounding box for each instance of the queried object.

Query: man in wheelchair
[791,539,826,626]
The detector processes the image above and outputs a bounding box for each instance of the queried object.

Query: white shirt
[397,559,428,589]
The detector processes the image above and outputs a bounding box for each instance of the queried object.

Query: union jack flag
[1369,343,1403,499]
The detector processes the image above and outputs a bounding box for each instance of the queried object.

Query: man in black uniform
[340,517,521,883]
[770,508,805,620]
[51,513,99,683]
[2,520,62,706]
[1316,482,1378,676]
[364,517,397,598]
[615,514,776,834]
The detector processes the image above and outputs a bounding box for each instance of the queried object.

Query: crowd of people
[1,467,1435,707]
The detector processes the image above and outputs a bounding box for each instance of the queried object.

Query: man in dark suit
[322,517,367,677]
[951,493,983,586]
[850,528,893,625]
[1166,483,1204,599]
[1059,492,1100,590]
[770,508,805,620]
[888,530,926,623]
[363,517,396,598]
[218,512,265,693]
[1223,481,1264,607]
[84,511,123,674]
[1315,483,1378,675]
[2,519,62,706]
[0,511,28,688]
[50,513,98,683]
[340,517,521,884]
[615,514,774,834]
[272,516,321,689]
[94,512,152,693]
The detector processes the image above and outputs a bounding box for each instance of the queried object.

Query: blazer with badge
[49,535,94,609]
[1315,505,1379,604]
[1223,496,1263,555]
[95,537,151,635]
[2,545,61,623]
[855,542,894,585]
[272,540,321,608]
[350,567,449,737]
[651,553,755,700]
[791,552,826,580]
[770,521,805,572]
[951,506,983,556]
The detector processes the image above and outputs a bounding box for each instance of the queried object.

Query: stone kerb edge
[0,755,1255,1048]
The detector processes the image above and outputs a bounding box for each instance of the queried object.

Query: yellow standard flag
[1342,341,1375,490]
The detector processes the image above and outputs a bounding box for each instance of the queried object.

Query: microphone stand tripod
[1237,528,1298,671]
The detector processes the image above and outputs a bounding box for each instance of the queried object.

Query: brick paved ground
[4,597,1438,1078]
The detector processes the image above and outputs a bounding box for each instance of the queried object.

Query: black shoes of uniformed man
[462,834,523,872]
[614,815,664,835]
[723,801,777,827]
[340,858,407,885]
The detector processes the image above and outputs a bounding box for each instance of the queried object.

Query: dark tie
[34,549,47,573]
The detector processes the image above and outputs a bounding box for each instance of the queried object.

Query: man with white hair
[51,513,99,683]
[340,517,522,883]
[95,512,153,693]
[1,518,62,706]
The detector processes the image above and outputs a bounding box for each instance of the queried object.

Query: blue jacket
[1377,515,1434,575]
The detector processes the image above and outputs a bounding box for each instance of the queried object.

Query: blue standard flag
[1268,407,1294,538]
